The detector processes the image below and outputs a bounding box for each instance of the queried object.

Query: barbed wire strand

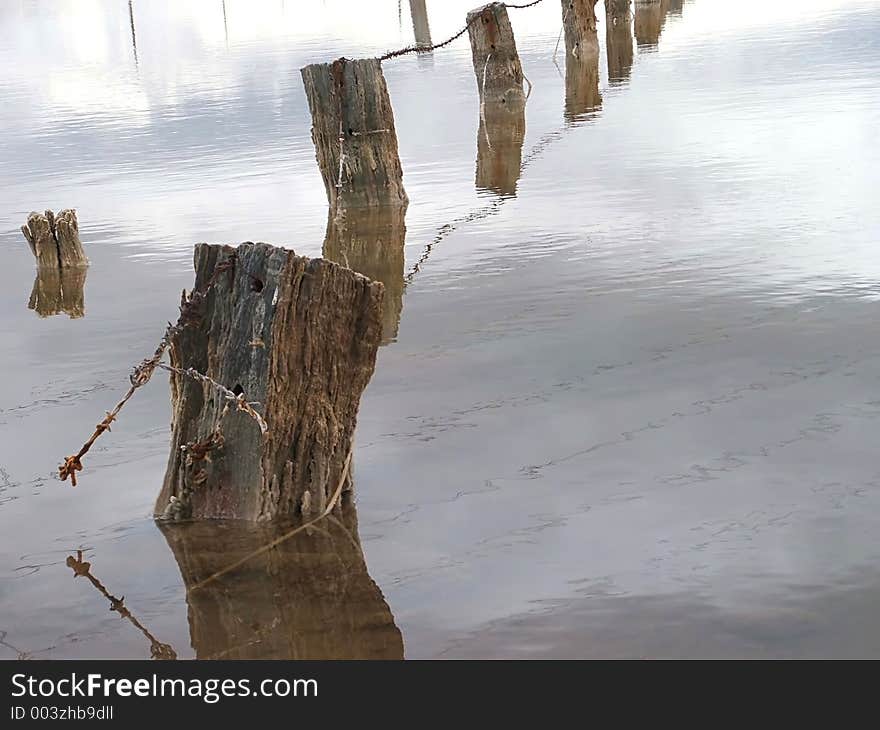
[379,0,546,61]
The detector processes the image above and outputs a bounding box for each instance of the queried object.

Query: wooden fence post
[155,242,384,522]
[560,0,599,60]
[410,0,433,48]
[467,2,525,106]
[21,209,88,269]
[301,58,408,210]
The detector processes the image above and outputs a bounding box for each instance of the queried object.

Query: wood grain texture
[467,3,525,106]
[301,58,408,210]
[156,242,383,522]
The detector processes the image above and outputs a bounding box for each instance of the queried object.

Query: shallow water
[1,0,880,659]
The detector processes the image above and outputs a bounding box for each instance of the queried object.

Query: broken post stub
[301,58,408,211]
[155,241,384,522]
[560,0,600,61]
[467,3,525,107]
[21,209,88,269]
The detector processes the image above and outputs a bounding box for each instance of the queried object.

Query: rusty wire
[58,254,239,487]
[157,364,268,434]
[378,0,546,61]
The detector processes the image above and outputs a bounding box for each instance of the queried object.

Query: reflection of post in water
[476,99,526,196]
[28,267,87,319]
[564,48,602,124]
[322,207,406,345]
[159,497,404,659]
[667,0,684,16]
[409,0,432,48]
[634,0,669,51]
[66,550,177,660]
[605,0,634,86]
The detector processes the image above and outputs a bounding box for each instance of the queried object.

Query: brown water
[1,0,880,659]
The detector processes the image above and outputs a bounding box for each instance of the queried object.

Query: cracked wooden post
[467,3,525,107]
[560,0,599,61]
[301,58,407,211]
[158,498,403,659]
[323,208,406,345]
[154,242,384,522]
[21,209,88,269]
[605,0,634,85]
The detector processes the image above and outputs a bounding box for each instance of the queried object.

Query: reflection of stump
[476,101,525,196]
[605,0,634,85]
[322,208,406,345]
[301,58,407,211]
[564,51,602,123]
[667,0,683,16]
[159,497,403,659]
[634,0,668,50]
[156,242,383,522]
[21,209,88,269]
[409,0,432,48]
[560,0,599,61]
[28,267,87,319]
[467,3,525,106]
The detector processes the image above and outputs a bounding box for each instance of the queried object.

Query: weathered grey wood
[634,0,668,50]
[476,101,525,196]
[605,0,634,85]
[159,498,403,659]
[28,267,87,319]
[467,3,525,106]
[155,241,384,522]
[410,0,432,48]
[301,58,407,211]
[322,207,406,345]
[565,50,602,123]
[560,0,599,60]
[21,209,88,269]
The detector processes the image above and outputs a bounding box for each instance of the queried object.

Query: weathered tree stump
[476,101,525,196]
[28,267,87,319]
[605,0,634,85]
[155,242,384,522]
[159,497,403,659]
[301,58,407,211]
[322,207,406,345]
[21,209,88,269]
[565,51,602,123]
[467,3,525,107]
[410,0,433,49]
[560,0,599,60]
[634,0,668,50]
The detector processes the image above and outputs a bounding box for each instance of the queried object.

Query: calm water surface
[1,0,880,658]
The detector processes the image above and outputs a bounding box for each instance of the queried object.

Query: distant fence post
[409,0,433,48]
[467,3,525,106]
[301,58,408,211]
[560,0,599,60]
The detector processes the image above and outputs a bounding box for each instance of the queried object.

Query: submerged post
[560,0,599,60]
[301,58,407,211]
[467,3,525,106]
[155,242,384,522]
[21,209,88,269]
